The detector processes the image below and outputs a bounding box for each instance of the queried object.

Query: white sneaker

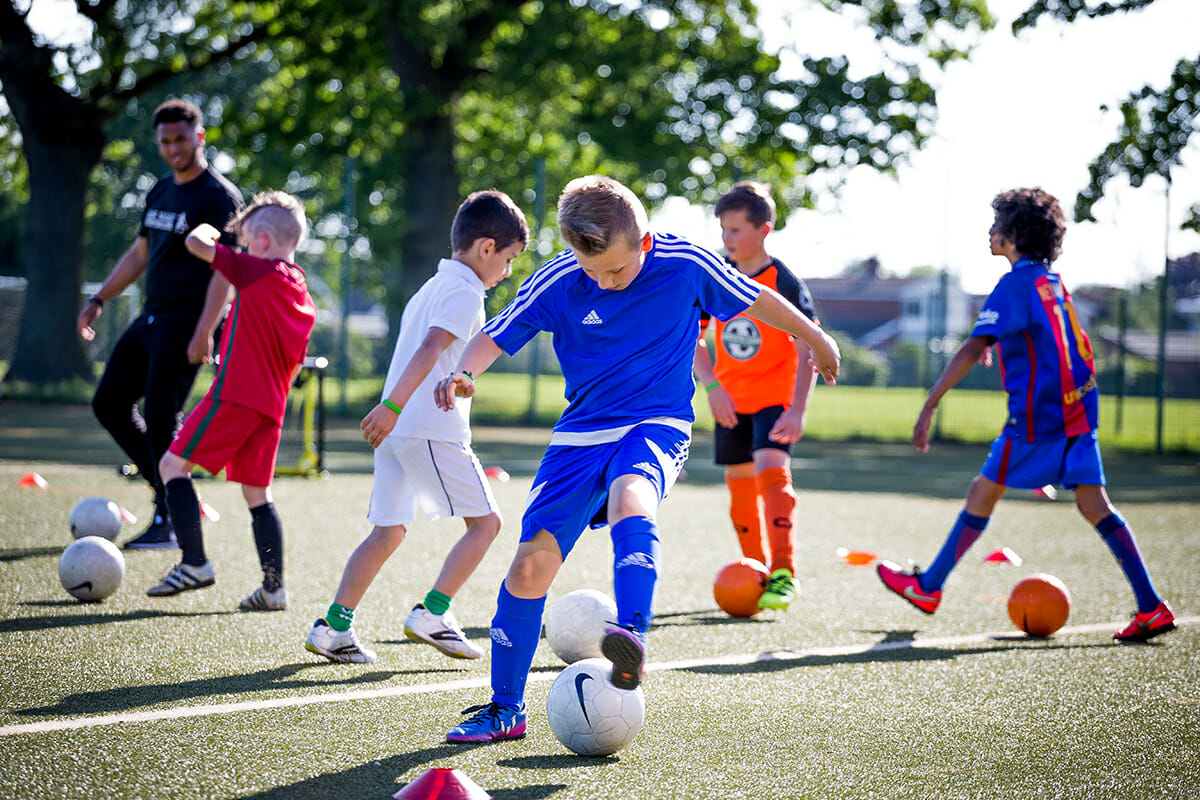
[146,561,215,596]
[239,585,288,611]
[304,619,376,663]
[404,604,483,660]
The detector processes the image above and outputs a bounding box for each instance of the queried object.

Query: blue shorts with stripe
[520,422,690,556]
[980,429,1106,490]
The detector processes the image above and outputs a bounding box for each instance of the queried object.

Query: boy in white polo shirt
[304,190,529,663]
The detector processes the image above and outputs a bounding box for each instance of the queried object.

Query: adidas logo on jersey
[582,309,603,325]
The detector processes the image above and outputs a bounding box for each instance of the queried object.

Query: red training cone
[199,501,221,522]
[118,506,139,524]
[393,768,492,800]
[1032,484,1058,500]
[17,472,48,489]
[483,465,510,483]
[982,547,1023,566]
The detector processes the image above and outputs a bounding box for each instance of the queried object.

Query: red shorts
[169,397,281,487]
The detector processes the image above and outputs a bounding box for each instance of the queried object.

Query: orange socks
[756,466,797,575]
[724,473,766,564]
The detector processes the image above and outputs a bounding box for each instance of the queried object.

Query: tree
[1013,1,1199,223]
[0,1,309,385]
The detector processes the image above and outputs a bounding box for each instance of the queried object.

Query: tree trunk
[4,136,98,384]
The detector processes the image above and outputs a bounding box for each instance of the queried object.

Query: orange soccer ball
[1007,573,1072,636]
[713,558,770,618]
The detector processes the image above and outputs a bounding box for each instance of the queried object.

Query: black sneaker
[124,515,177,550]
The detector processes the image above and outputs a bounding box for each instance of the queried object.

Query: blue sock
[920,511,989,592]
[489,582,544,710]
[611,515,660,633]
[1096,513,1161,612]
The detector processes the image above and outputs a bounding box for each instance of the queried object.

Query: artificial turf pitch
[1,442,1197,799]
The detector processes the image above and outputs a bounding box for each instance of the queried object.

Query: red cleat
[1113,601,1176,643]
[877,560,942,615]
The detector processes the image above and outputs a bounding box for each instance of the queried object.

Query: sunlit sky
[22,0,1200,294]
[653,0,1200,294]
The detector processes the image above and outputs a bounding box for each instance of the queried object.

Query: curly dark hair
[990,187,1065,262]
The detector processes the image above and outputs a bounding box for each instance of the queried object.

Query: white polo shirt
[381,258,486,443]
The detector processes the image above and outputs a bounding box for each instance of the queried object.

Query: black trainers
[601,625,647,690]
[124,514,177,550]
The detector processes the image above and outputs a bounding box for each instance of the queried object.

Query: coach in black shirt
[76,98,243,549]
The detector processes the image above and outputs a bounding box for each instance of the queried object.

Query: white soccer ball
[546,658,646,756]
[59,536,125,602]
[545,589,619,665]
[69,496,123,541]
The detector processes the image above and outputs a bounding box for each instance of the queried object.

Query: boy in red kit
[147,191,317,610]
[694,181,820,612]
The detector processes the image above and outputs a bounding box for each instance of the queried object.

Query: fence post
[1154,178,1170,454]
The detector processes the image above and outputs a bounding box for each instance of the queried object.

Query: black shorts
[713,405,792,466]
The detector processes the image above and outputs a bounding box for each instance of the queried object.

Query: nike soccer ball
[545,589,618,664]
[69,496,123,541]
[545,658,645,756]
[59,536,125,602]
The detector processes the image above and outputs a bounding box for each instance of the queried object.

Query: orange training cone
[18,472,48,489]
[836,547,878,566]
[393,768,492,800]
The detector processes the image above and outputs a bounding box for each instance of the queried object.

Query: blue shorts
[520,423,690,556]
[980,430,1106,490]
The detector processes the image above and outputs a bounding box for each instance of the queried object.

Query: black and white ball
[69,496,123,541]
[59,536,125,602]
[546,657,646,756]
[545,589,619,664]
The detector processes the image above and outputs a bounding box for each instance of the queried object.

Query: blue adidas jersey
[484,232,761,433]
[971,258,1098,442]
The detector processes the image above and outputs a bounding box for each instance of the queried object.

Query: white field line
[3,615,1195,738]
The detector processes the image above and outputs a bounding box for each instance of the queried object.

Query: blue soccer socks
[922,510,990,592]
[1096,513,1161,613]
[611,515,660,633]
[489,582,545,709]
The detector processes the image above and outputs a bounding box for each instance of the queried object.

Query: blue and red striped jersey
[970,258,1098,441]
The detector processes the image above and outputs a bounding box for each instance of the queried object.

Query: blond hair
[557,175,648,256]
[228,190,307,250]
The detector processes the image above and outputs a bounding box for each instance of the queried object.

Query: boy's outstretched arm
[744,287,840,385]
[434,331,504,411]
[184,223,221,263]
[361,326,457,448]
[913,334,993,452]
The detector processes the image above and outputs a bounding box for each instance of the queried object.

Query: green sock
[326,602,355,632]
[423,589,451,616]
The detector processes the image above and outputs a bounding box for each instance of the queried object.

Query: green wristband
[705,381,720,392]
[382,399,401,414]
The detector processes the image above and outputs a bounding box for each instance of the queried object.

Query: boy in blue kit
[434,175,841,743]
[877,187,1175,643]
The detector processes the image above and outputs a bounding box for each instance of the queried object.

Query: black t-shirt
[139,165,243,317]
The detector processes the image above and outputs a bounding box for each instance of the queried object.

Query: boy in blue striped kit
[878,187,1175,643]
[434,175,841,742]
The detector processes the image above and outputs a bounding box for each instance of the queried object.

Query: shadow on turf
[16,661,437,718]
[0,545,63,563]
[232,743,566,800]
[0,607,236,634]
[679,630,1112,676]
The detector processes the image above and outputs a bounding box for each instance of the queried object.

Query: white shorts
[367,437,499,528]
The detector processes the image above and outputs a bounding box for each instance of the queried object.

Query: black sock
[250,503,284,592]
[165,477,205,566]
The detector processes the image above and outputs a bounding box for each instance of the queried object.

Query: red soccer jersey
[700,257,818,414]
[207,245,317,424]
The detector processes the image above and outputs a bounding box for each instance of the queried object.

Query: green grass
[1,449,1197,799]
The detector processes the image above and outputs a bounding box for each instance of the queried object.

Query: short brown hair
[451,190,530,253]
[228,191,307,250]
[153,98,203,129]
[715,181,775,227]
[557,175,648,256]
[991,187,1066,262]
